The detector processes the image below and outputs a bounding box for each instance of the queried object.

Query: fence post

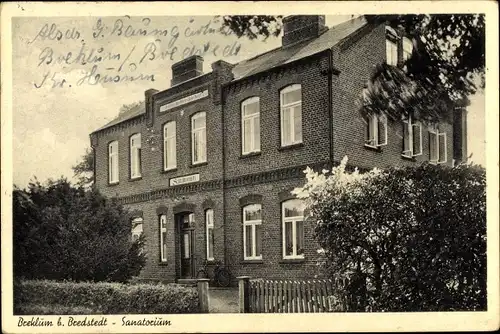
[197,278,210,313]
[237,276,251,313]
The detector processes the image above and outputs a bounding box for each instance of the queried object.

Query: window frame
[163,121,177,171]
[159,214,168,263]
[364,113,388,148]
[205,209,215,261]
[191,112,207,165]
[386,38,398,66]
[241,97,261,155]
[131,217,144,242]
[108,141,119,184]
[429,125,448,164]
[242,204,263,260]
[402,116,422,158]
[402,37,413,61]
[282,199,305,260]
[130,133,142,179]
[280,84,303,147]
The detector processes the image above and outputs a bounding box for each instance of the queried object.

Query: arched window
[159,215,167,262]
[108,141,119,184]
[280,84,302,146]
[131,217,144,242]
[205,209,214,261]
[243,204,262,260]
[163,121,177,170]
[130,133,142,178]
[191,112,207,164]
[282,199,305,259]
[241,97,260,154]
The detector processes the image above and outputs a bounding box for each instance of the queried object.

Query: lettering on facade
[169,173,200,186]
[160,90,208,112]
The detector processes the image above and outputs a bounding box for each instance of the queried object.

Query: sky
[11,15,485,187]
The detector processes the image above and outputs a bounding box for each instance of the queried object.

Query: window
[191,112,207,164]
[205,209,214,261]
[241,97,261,154]
[386,38,398,66]
[402,116,422,158]
[159,215,167,262]
[108,141,119,183]
[403,37,413,61]
[130,133,142,178]
[282,199,305,259]
[280,84,302,146]
[429,125,447,164]
[243,204,262,260]
[163,121,177,170]
[131,217,143,242]
[365,113,387,148]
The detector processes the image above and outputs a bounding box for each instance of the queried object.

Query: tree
[72,148,94,188]
[219,15,485,119]
[13,178,146,282]
[293,158,486,311]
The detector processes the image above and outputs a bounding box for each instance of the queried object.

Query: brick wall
[330,24,454,169]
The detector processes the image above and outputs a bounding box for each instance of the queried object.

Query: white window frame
[131,217,143,242]
[282,199,305,260]
[243,204,262,260]
[280,84,302,147]
[191,112,207,164]
[241,97,261,155]
[108,141,119,184]
[205,209,215,261]
[163,121,177,171]
[159,214,167,262]
[402,116,422,158]
[386,38,398,66]
[130,133,142,178]
[429,125,448,164]
[365,113,388,148]
[403,37,413,61]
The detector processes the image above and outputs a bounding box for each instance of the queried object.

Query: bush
[293,158,486,311]
[13,179,146,282]
[14,280,200,314]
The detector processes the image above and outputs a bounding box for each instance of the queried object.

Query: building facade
[90,15,464,283]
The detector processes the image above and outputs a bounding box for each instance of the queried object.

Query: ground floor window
[205,209,214,261]
[282,199,305,259]
[159,215,167,262]
[131,217,143,242]
[243,204,262,260]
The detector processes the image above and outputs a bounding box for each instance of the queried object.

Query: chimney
[282,15,327,48]
[171,55,204,86]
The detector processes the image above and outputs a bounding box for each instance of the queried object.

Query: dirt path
[208,288,239,313]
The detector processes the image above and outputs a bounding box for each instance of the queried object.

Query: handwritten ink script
[29,17,242,89]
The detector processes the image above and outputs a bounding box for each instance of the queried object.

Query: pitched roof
[93,16,369,133]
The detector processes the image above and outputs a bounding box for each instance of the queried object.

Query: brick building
[90,15,466,283]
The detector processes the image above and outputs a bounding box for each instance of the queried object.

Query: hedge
[14,280,199,314]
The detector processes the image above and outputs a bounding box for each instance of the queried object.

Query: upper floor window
[243,204,262,260]
[131,217,143,242]
[386,38,398,66]
[282,199,305,259]
[364,113,387,148]
[402,37,413,61]
[163,121,177,170]
[159,215,168,262]
[402,116,422,158]
[130,133,142,178]
[108,141,119,184]
[206,209,214,261]
[429,125,447,164]
[191,112,207,164]
[241,97,261,154]
[280,84,302,147]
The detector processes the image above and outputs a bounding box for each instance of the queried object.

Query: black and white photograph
[1,1,498,332]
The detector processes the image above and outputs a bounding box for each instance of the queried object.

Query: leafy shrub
[13,178,146,282]
[293,158,486,311]
[14,280,200,314]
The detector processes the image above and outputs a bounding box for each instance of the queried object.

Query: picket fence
[243,278,348,313]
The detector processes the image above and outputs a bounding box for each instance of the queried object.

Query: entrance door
[179,213,194,278]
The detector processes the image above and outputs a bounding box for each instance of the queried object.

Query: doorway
[177,212,195,279]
